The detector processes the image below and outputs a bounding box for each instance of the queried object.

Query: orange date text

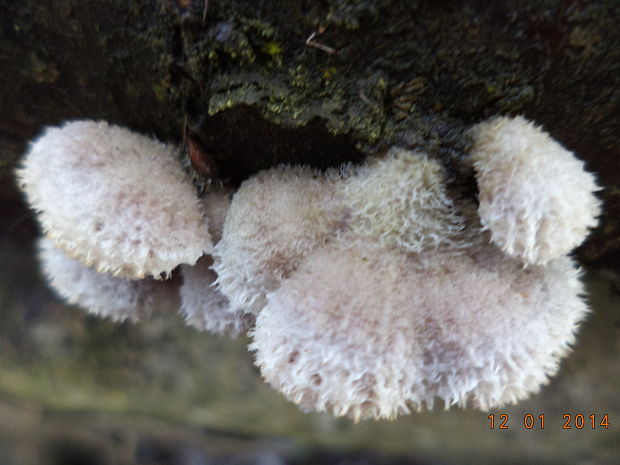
[487,413,610,430]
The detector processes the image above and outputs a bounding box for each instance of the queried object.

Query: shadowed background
[0,1,618,464]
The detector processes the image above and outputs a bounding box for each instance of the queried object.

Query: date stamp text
[488,413,610,430]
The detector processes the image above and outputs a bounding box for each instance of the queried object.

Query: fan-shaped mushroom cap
[17,120,212,279]
[470,116,600,265]
[39,238,179,322]
[343,148,470,253]
[179,257,254,337]
[251,238,588,421]
[212,165,345,314]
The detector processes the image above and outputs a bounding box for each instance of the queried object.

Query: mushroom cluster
[17,116,600,420]
[17,120,250,336]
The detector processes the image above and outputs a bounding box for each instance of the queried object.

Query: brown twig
[305,31,336,55]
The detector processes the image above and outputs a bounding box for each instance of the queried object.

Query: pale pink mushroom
[470,115,600,265]
[17,120,212,279]
[39,238,179,322]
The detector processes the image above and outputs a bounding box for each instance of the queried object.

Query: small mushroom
[179,187,255,336]
[212,165,344,314]
[17,120,213,279]
[200,185,232,244]
[343,148,471,253]
[470,115,601,265]
[179,256,254,336]
[39,238,179,322]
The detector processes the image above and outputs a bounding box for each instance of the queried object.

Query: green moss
[321,66,338,80]
[262,41,282,56]
[239,18,276,38]
[153,77,172,102]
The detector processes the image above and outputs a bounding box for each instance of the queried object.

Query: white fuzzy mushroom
[343,148,471,253]
[17,120,213,279]
[39,238,179,322]
[213,150,471,316]
[179,187,254,336]
[179,257,254,337]
[470,115,601,265]
[204,134,595,420]
[212,165,345,314]
[251,238,588,421]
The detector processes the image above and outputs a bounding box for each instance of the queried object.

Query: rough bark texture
[0,1,619,464]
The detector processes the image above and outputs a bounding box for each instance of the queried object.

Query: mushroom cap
[213,150,469,316]
[470,115,601,265]
[179,257,254,337]
[39,238,180,322]
[343,148,471,253]
[17,120,212,279]
[212,165,344,314]
[251,238,588,420]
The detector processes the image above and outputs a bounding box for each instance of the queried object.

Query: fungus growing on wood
[212,165,344,314]
[39,238,179,322]
[179,257,254,336]
[251,238,587,420]
[179,187,255,336]
[17,120,212,279]
[17,116,599,421]
[215,142,596,420]
[343,147,470,253]
[470,116,601,265]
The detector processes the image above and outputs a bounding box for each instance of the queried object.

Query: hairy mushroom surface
[344,148,471,253]
[39,238,179,322]
[179,257,254,336]
[231,142,594,420]
[470,116,600,265]
[17,120,213,279]
[212,165,345,314]
[251,239,588,420]
[23,114,596,421]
